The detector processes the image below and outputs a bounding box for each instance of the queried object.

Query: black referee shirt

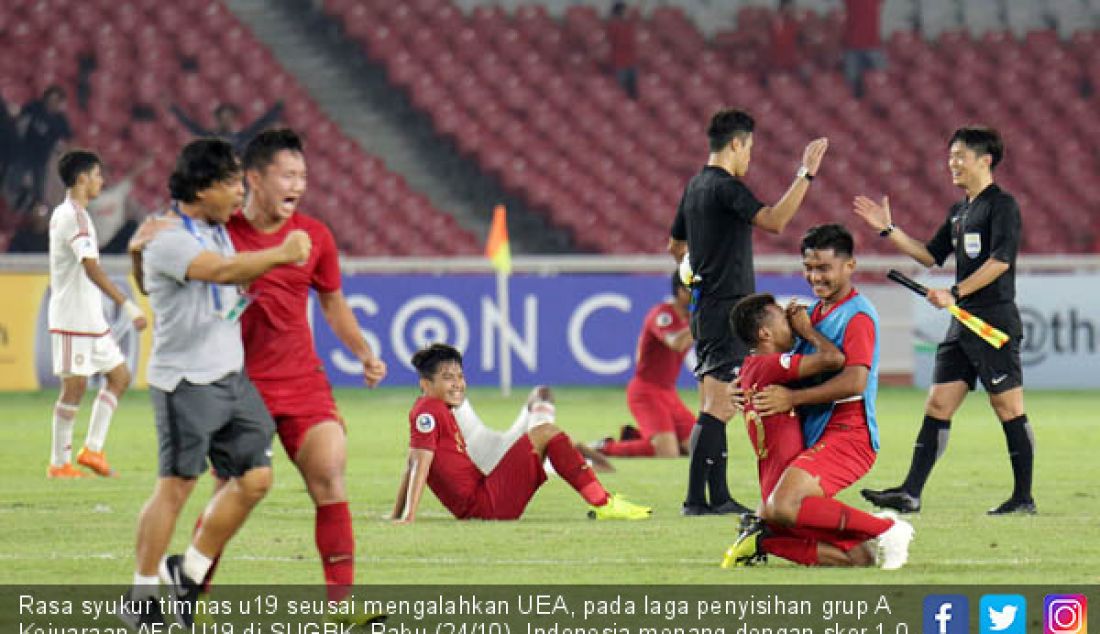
[670,166,764,300]
[926,183,1021,308]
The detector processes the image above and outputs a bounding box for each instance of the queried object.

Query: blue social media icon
[925,595,970,634]
[981,595,1027,634]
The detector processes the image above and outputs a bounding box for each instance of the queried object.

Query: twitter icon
[981,595,1027,634]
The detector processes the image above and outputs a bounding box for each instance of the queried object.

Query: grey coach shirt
[144,218,245,391]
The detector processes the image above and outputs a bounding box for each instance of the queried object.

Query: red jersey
[632,302,689,387]
[810,288,875,421]
[226,211,342,381]
[740,351,805,499]
[408,396,483,519]
[607,17,637,69]
[843,0,882,49]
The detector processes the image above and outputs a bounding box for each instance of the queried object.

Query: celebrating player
[223,128,387,597]
[723,225,913,570]
[391,343,652,522]
[124,138,310,628]
[46,150,147,479]
[853,126,1035,515]
[668,108,828,515]
[590,271,694,458]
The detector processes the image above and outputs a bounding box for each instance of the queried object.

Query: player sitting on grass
[391,343,651,522]
[722,224,914,570]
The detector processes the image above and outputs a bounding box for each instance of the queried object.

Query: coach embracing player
[853,125,1036,516]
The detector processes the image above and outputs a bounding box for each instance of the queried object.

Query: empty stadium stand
[321,0,1100,254]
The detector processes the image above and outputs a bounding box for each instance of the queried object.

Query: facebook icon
[924,595,970,634]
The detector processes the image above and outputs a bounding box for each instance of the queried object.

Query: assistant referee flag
[485,204,511,274]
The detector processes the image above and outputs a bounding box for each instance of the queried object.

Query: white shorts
[51,333,125,378]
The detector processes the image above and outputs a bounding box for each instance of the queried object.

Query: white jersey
[48,196,110,335]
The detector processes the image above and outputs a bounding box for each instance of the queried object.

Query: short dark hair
[730,293,776,347]
[168,138,241,203]
[411,343,464,380]
[242,127,304,172]
[707,108,754,152]
[949,125,1004,169]
[801,223,854,258]
[57,150,101,188]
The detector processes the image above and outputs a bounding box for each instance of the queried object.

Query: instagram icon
[1045,595,1088,634]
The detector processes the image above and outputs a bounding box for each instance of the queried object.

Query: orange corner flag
[485,204,511,274]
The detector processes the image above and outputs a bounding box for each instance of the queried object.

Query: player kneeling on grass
[722,225,914,570]
[391,343,651,522]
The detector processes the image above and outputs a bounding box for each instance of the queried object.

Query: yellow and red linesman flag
[948,305,1011,349]
[485,204,511,275]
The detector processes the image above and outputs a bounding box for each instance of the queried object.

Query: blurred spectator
[90,155,154,254]
[7,86,72,214]
[168,101,284,153]
[0,94,17,188]
[842,0,885,97]
[607,1,638,99]
[769,0,805,76]
[7,210,50,253]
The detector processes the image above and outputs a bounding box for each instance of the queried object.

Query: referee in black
[669,108,827,516]
[853,125,1036,515]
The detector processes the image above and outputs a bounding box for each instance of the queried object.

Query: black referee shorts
[933,334,1023,394]
[690,296,748,382]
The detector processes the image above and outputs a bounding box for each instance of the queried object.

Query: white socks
[50,401,79,466]
[132,573,159,599]
[84,389,118,452]
[182,544,214,583]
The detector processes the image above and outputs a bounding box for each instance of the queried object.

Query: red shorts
[790,418,876,497]
[626,380,695,442]
[252,373,342,460]
[465,436,547,520]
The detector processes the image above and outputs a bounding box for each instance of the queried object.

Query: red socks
[545,433,610,506]
[795,496,893,541]
[600,438,656,457]
[316,502,355,601]
[761,536,819,565]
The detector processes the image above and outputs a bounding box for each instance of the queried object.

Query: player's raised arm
[852,195,937,267]
[752,138,829,234]
[318,289,387,388]
[185,229,311,285]
[392,449,434,524]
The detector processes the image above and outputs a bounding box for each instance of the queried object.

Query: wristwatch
[797,165,814,181]
[950,285,961,301]
[879,223,896,238]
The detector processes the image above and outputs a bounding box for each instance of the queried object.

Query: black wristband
[879,223,895,238]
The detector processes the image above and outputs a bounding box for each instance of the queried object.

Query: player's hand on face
[128,215,179,253]
[282,229,312,264]
[727,376,746,413]
[801,137,829,176]
[785,299,812,336]
[362,356,388,388]
[853,195,892,232]
[752,385,795,417]
[926,288,954,309]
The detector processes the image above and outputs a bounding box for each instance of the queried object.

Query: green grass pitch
[1,386,1097,585]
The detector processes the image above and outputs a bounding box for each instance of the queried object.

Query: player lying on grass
[722,224,914,570]
[391,343,652,522]
[587,271,695,458]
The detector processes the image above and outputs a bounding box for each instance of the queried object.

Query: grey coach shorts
[151,372,276,478]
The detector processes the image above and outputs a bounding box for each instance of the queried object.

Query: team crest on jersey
[655,312,673,328]
[415,413,436,433]
[964,232,981,258]
[779,353,793,369]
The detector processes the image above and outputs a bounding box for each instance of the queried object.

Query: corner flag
[485,204,511,274]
